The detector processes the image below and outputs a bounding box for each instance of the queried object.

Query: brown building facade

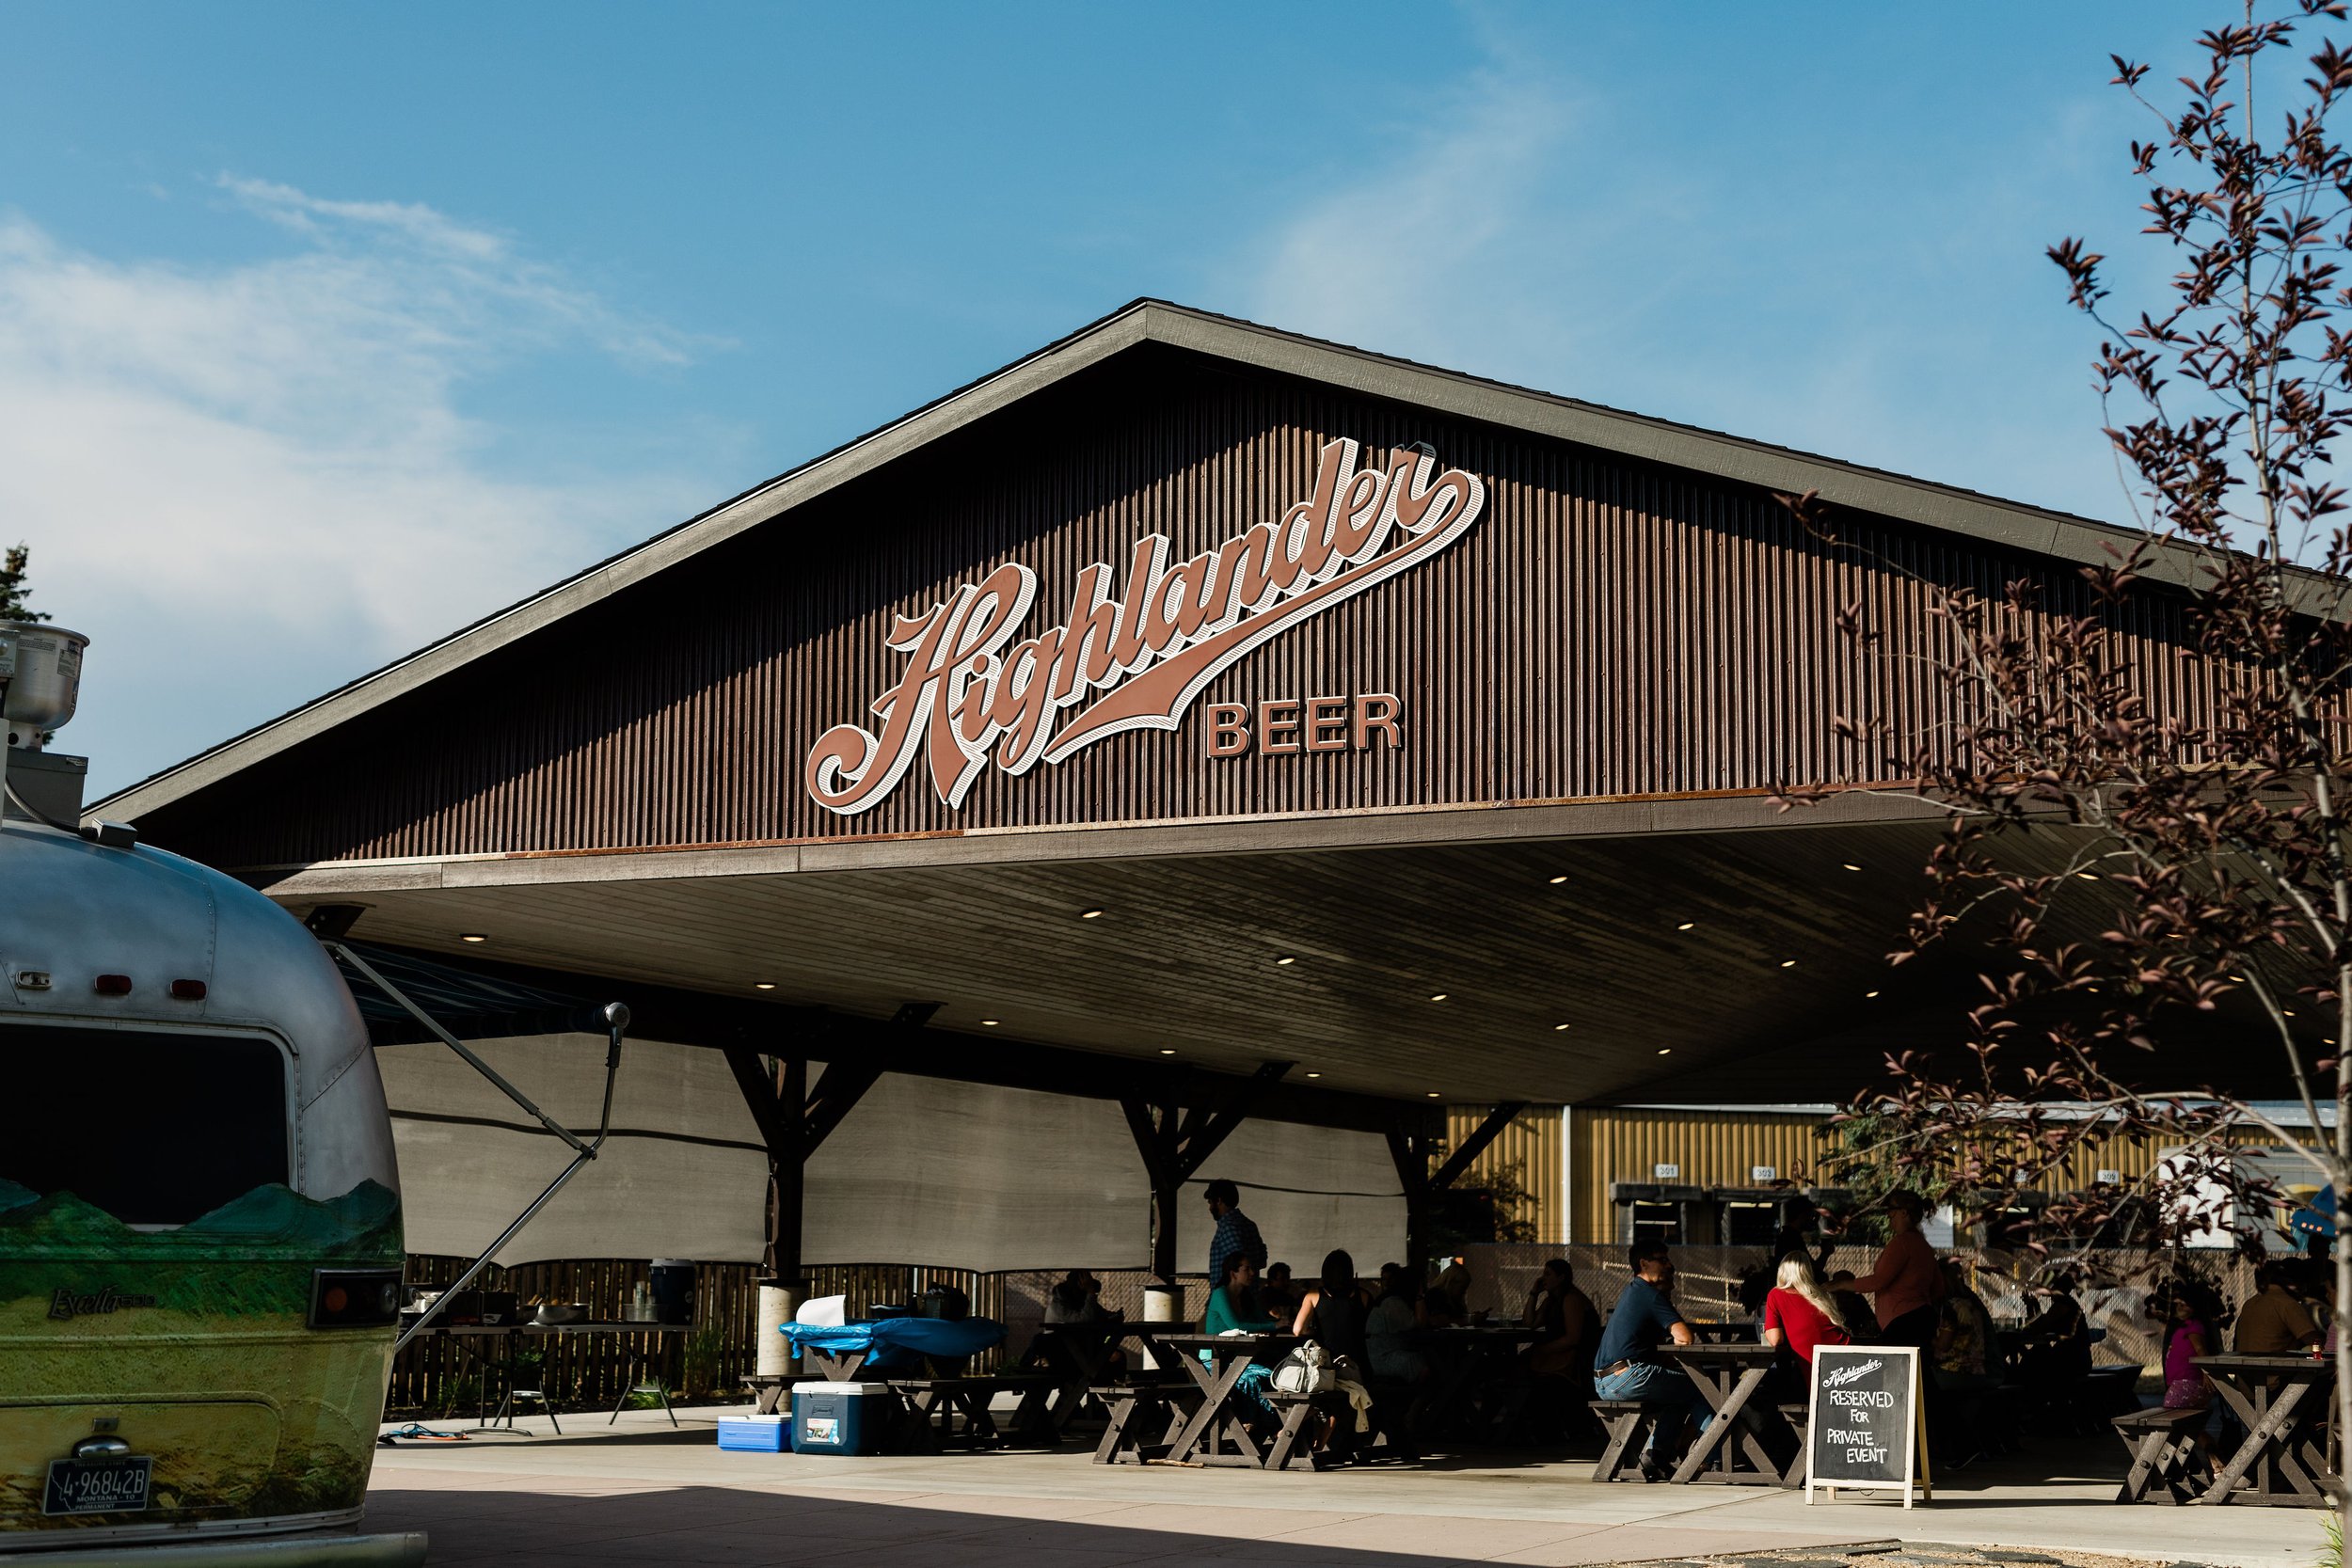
[87,302,2292,1277]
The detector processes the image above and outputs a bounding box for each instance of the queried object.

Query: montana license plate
[43,1455,151,1514]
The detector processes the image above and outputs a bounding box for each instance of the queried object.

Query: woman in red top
[1762,1254,1851,1366]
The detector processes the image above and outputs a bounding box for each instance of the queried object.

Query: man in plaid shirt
[1204,1179,1266,1289]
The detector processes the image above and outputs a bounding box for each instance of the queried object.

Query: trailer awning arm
[320,939,629,1354]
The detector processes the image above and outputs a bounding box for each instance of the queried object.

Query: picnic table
[1689,1320,1756,1345]
[2196,1354,2339,1508]
[1417,1324,1543,1437]
[1019,1323,1132,1433]
[1661,1341,1803,1486]
[1154,1332,1311,1469]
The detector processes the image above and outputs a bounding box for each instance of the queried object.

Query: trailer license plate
[43,1456,151,1514]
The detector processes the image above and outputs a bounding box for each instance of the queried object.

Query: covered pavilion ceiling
[281,815,2292,1109]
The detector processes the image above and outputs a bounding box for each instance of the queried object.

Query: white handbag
[1271,1339,1335,1394]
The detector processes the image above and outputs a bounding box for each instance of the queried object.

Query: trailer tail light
[169,979,207,1001]
[310,1269,403,1329]
[93,974,132,996]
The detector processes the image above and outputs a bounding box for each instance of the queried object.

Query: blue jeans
[1594,1362,1708,1457]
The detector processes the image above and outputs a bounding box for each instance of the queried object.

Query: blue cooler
[791,1381,894,1454]
[716,1415,789,1452]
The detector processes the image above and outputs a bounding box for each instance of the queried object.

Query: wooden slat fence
[389,1259,1209,1415]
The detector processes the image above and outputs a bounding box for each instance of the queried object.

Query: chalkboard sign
[1804,1344,1931,1507]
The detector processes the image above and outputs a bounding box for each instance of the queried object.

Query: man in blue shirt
[1204,1180,1266,1289]
[1594,1240,1702,1479]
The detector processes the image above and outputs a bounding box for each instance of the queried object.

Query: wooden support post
[1391,1101,1530,1282]
[723,1004,930,1281]
[771,1054,808,1277]
[1123,1062,1292,1284]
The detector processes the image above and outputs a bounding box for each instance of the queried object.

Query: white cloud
[1231,40,2135,529]
[0,184,714,798]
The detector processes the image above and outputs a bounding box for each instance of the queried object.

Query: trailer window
[0,1023,290,1226]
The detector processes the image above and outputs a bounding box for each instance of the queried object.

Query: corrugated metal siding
[1570,1107,2219,1242]
[1572,1108,1830,1243]
[140,346,2232,868]
[1445,1104,1565,1244]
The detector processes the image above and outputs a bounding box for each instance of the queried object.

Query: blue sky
[1,2,2228,796]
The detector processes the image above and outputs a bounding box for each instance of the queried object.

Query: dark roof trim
[93,297,2241,826]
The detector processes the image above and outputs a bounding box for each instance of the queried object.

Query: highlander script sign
[805,438,1487,815]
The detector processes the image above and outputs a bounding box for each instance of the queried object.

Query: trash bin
[649,1259,696,1326]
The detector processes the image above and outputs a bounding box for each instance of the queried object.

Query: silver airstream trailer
[0,625,420,1562]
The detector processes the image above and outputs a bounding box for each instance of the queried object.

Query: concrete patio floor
[365,1410,2331,1568]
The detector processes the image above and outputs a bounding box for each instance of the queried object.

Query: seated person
[1205,1253,1279,1337]
[1932,1260,2001,1468]
[1259,1260,1301,1323]
[1292,1250,1380,1465]
[1522,1258,1597,1383]
[1593,1241,1704,1481]
[1366,1263,1431,1384]
[2235,1259,2321,1355]
[1041,1269,1115,1325]
[1200,1253,1280,1433]
[1827,1269,1880,1341]
[1424,1261,1475,1327]
[1761,1253,1851,1386]
[2015,1268,2094,1379]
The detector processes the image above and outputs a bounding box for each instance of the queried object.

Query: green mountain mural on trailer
[0,1180,401,1317]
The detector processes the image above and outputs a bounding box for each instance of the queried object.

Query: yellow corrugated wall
[1570,1108,1827,1243]
[1445,1105,1565,1245]
[1448,1105,2298,1245]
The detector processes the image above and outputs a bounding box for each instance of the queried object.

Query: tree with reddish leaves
[1777,2,2352,1501]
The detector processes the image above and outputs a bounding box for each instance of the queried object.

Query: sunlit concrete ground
[366,1409,2330,1568]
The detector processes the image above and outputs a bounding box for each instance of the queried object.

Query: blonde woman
[1761,1253,1852,1368]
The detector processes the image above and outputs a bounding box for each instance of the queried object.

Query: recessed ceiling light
[1428,992,1449,1002]
[1780,959,1797,969]
[1306,1070,1322,1078]
[459,933,487,943]
[1842,863,1863,872]
[980,1019,1000,1027]
[1548,875,1568,885]
[1275,956,1296,965]
[1080,909,1104,920]
[1553,1022,1571,1031]
[754,982,776,990]
[1657,1047,1672,1055]
[1677,922,1695,931]
[2077,872,2099,881]
[1425,1091,1441,1099]
[1866,990,1880,998]
[2285,1009,2297,1018]
[1159,1048,1177,1054]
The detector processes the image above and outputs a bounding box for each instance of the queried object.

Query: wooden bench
[1092,1381,1193,1464]
[2112,1405,2209,1504]
[1590,1398,1691,1482]
[892,1373,1061,1448]
[740,1372,816,1416]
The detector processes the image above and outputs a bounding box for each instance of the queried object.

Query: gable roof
[95,296,2169,826]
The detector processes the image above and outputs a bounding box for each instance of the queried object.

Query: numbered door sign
[1804,1343,1931,1508]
